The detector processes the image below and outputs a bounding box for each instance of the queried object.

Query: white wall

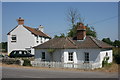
[8,25,35,55]
[34,48,113,66]
[35,49,64,62]
[35,49,50,61]
[34,36,49,46]
[100,49,113,64]
[63,49,101,63]
[35,49,101,63]
[8,25,50,55]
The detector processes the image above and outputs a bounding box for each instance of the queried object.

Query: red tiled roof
[34,36,113,49]
[23,26,51,38]
[7,25,51,38]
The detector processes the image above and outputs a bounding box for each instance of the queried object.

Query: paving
[2,66,118,78]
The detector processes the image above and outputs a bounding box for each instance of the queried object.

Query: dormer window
[11,35,17,42]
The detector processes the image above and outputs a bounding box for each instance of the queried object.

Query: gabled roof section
[23,26,51,38]
[7,25,51,38]
[34,36,113,49]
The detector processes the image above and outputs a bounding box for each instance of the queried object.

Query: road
[2,66,118,78]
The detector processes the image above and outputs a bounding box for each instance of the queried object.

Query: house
[7,17,51,55]
[33,23,113,68]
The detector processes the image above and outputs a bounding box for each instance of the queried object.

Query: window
[84,52,89,63]
[106,52,108,56]
[36,41,39,43]
[11,35,17,42]
[68,52,73,61]
[42,52,45,61]
[36,36,39,43]
[41,37,43,43]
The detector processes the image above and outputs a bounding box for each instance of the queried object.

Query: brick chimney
[17,17,24,25]
[76,23,86,40]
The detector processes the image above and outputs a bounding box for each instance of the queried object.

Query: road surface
[2,66,118,78]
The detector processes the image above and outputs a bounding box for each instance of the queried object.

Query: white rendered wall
[8,25,50,55]
[35,49,50,61]
[35,48,101,63]
[63,49,101,63]
[34,36,50,46]
[8,25,35,55]
[34,48,113,65]
[100,49,113,64]
[35,49,64,62]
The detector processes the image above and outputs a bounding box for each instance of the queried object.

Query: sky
[2,2,118,42]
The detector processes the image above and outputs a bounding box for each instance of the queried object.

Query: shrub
[113,48,120,64]
[23,59,32,66]
[113,53,120,64]
[2,58,21,65]
[102,56,109,67]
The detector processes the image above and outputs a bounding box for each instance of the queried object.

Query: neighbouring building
[7,17,51,55]
[33,23,113,69]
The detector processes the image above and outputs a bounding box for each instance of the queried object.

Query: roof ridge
[67,37,78,48]
[89,36,102,48]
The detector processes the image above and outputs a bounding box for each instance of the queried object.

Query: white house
[7,17,51,55]
[33,23,113,69]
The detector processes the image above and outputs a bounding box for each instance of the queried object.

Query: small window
[84,52,89,63]
[36,36,38,40]
[68,52,73,61]
[42,52,45,61]
[106,52,108,56]
[11,35,17,42]
[36,41,39,43]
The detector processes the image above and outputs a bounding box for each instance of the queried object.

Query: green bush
[2,59,21,65]
[102,56,109,67]
[23,59,32,66]
[113,53,120,64]
[113,48,120,64]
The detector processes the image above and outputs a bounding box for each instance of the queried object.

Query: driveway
[2,66,118,78]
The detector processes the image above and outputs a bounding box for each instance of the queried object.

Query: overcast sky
[2,2,118,42]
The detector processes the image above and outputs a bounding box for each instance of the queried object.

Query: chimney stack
[17,17,24,25]
[38,25,44,32]
[76,23,86,40]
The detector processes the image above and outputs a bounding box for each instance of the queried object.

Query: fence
[31,60,102,69]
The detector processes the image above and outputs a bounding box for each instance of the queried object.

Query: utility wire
[47,15,118,35]
[88,16,118,25]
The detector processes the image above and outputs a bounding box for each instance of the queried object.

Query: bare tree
[66,8,83,27]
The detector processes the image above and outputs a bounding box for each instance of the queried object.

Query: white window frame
[36,36,39,43]
[11,35,17,42]
[84,52,89,63]
[68,52,73,62]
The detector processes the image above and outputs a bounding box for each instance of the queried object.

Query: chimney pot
[17,17,24,25]
[38,25,44,32]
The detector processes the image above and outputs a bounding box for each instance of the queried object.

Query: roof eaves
[7,25,18,35]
